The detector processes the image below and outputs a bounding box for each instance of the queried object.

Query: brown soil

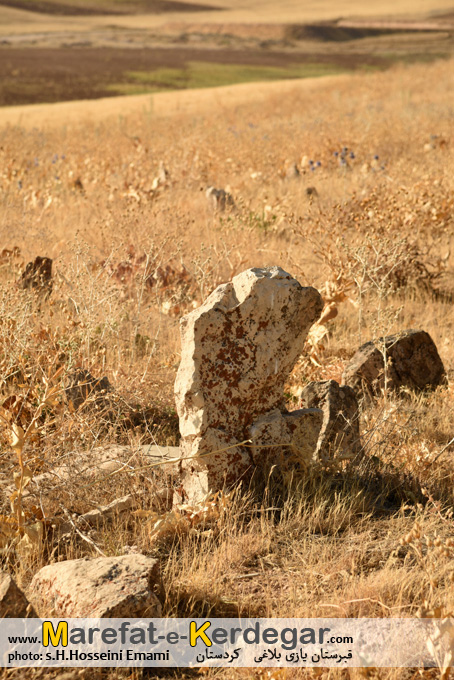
[0,45,389,106]
[287,21,454,40]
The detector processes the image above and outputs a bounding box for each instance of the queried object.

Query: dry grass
[0,58,454,679]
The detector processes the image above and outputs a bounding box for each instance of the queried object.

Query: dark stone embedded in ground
[19,256,53,297]
[299,379,361,460]
[342,329,447,398]
[65,368,113,410]
[0,572,36,618]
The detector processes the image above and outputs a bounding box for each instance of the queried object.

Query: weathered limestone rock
[0,571,36,617]
[176,427,251,504]
[28,555,162,618]
[342,329,446,398]
[53,495,135,539]
[249,408,323,468]
[284,163,300,180]
[299,380,361,461]
[175,266,323,501]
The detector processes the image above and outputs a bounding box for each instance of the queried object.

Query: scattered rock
[205,186,235,211]
[53,495,136,542]
[0,246,20,265]
[0,571,36,617]
[158,160,169,183]
[19,256,52,297]
[342,329,447,398]
[73,177,84,192]
[284,163,300,180]
[65,368,113,410]
[249,407,323,468]
[305,186,318,197]
[299,380,361,461]
[75,494,134,529]
[151,161,170,191]
[175,266,323,502]
[28,555,162,618]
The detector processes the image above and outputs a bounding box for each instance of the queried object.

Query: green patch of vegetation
[244,209,277,233]
[384,51,452,65]
[110,61,349,95]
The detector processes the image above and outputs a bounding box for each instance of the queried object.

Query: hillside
[0,4,454,671]
[0,0,453,106]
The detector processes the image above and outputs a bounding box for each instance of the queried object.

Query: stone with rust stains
[175,266,323,502]
[175,428,252,504]
[249,407,323,470]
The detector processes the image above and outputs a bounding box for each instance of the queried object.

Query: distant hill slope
[0,0,219,15]
[1,0,454,23]
[0,72,352,128]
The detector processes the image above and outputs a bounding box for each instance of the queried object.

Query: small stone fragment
[205,186,235,211]
[65,368,113,410]
[19,256,53,297]
[0,571,36,617]
[77,495,133,529]
[300,380,361,461]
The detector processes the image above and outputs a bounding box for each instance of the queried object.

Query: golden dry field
[0,35,454,680]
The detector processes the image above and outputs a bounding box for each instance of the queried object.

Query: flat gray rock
[4,444,180,497]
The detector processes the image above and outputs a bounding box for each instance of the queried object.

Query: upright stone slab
[299,380,361,461]
[175,266,323,502]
